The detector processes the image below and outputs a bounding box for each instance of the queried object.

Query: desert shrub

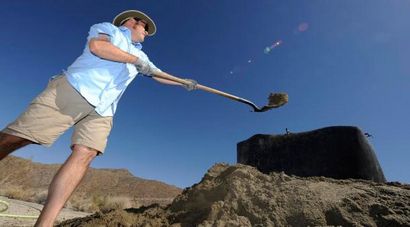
[67,194,135,213]
[33,190,48,204]
[67,196,93,212]
[1,186,29,200]
[99,196,132,213]
[91,194,108,212]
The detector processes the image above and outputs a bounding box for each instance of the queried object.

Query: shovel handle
[151,71,247,103]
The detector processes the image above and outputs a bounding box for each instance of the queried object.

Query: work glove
[134,58,154,76]
[182,79,198,91]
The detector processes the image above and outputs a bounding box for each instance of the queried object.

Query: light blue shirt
[65,22,160,117]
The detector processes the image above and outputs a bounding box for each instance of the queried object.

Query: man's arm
[88,35,137,64]
[89,35,195,89]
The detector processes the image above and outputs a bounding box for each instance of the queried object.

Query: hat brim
[112,10,156,36]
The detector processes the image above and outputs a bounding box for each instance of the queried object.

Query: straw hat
[112,10,157,36]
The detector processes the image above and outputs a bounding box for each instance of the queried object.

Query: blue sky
[1,0,409,188]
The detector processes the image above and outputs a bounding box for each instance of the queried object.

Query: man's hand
[134,58,154,75]
[149,71,198,90]
[182,79,198,91]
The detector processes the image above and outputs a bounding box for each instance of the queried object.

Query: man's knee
[70,144,98,165]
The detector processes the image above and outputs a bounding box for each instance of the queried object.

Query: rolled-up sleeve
[87,22,115,42]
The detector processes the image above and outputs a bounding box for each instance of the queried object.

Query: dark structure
[237,126,386,182]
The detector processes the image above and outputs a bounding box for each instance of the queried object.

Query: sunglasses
[120,17,149,32]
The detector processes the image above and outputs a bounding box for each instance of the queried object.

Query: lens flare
[229,21,310,75]
[264,40,282,54]
[229,66,241,75]
[271,40,282,48]
[298,22,309,32]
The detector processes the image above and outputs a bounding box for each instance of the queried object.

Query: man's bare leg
[34,144,98,227]
[0,132,33,160]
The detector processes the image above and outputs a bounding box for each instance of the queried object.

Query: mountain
[0,155,182,212]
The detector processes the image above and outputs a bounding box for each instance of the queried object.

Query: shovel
[152,71,288,112]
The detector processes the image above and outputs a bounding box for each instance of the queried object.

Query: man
[0,10,196,226]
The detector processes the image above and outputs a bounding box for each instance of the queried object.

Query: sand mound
[59,163,410,226]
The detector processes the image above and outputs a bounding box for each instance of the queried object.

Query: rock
[58,163,410,227]
[237,126,386,182]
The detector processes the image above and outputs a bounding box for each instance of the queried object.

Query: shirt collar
[119,26,143,50]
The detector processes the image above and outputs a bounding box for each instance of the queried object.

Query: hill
[0,156,182,212]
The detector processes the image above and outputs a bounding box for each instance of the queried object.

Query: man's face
[122,18,149,43]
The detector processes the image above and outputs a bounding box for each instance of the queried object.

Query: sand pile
[59,163,410,226]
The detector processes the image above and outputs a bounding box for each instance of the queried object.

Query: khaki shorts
[2,75,112,154]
